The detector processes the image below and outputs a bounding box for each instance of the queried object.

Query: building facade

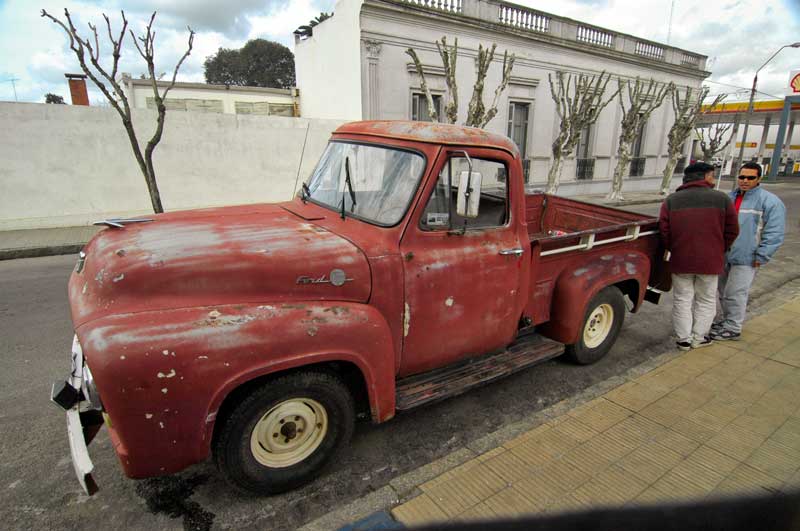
[122,74,299,117]
[295,0,709,190]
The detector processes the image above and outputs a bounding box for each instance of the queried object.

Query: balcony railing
[629,157,646,177]
[398,0,463,13]
[498,3,549,33]
[576,26,614,48]
[391,0,705,70]
[635,41,664,61]
[576,158,595,180]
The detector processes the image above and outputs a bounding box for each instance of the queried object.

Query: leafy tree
[45,93,65,104]
[42,9,194,214]
[204,39,295,88]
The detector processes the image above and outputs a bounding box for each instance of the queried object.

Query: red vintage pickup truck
[52,121,668,495]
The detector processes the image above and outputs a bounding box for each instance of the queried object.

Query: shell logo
[792,73,800,93]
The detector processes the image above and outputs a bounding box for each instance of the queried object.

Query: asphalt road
[2,181,798,531]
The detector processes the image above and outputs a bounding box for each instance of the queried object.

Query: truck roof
[333,121,520,158]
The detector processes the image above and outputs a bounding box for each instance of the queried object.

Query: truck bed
[522,193,666,328]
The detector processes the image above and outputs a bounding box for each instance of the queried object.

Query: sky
[0,0,798,105]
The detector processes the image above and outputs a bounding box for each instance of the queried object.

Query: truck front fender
[539,251,650,345]
[78,301,396,478]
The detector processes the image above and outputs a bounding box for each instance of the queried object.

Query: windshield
[305,141,426,226]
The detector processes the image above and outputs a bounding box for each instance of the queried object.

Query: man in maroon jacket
[659,162,739,350]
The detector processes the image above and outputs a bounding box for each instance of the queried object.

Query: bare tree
[607,77,673,201]
[42,9,194,214]
[659,86,717,195]
[546,70,619,194]
[697,100,733,164]
[406,38,514,128]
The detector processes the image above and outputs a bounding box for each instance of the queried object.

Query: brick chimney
[65,73,89,106]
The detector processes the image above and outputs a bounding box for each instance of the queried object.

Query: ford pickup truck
[52,121,668,496]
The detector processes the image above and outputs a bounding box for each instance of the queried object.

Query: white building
[295,0,709,192]
[122,74,299,117]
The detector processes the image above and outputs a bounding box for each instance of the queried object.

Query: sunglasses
[737,175,759,181]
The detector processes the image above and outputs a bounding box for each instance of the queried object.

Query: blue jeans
[716,264,757,333]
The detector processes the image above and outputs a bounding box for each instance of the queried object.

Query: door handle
[499,248,524,256]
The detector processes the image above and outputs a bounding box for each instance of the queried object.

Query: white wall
[294,0,364,120]
[0,102,344,230]
[128,83,296,115]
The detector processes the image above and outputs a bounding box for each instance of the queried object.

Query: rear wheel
[565,286,625,365]
[213,371,354,494]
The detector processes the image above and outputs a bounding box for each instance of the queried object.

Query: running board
[395,333,564,411]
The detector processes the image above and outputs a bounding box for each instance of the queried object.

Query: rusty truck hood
[68,203,371,327]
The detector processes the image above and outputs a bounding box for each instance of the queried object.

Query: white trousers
[671,273,718,343]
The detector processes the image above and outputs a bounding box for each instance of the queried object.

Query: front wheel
[213,371,354,494]
[565,286,625,365]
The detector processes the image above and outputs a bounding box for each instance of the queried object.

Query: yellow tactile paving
[482,448,534,484]
[567,398,632,432]
[616,440,683,484]
[389,297,800,527]
[705,422,768,461]
[572,464,649,506]
[746,438,800,482]
[483,485,544,517]
[391,493,448,526]
[421,463,506,517]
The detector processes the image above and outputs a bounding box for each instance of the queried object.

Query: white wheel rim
[583,303,614,349]
[250,398,328,468]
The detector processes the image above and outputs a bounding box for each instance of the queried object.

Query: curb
[0,244,84,261]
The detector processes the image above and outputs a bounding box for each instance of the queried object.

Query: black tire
[213,371,354,495]
[565,286,625,365]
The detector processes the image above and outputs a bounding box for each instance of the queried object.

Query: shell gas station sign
[788,70,800,95]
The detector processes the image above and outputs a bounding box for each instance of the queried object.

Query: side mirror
[456,170,482,218]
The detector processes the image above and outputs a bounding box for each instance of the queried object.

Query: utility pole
[666,0,675,45]
[3,77,20,101]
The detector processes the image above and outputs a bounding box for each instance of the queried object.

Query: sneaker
[710,329,741,341]
[676,341,692,351]
[710,322,725,332]
[692,336,713,349]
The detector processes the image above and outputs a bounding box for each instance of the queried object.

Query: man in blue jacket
[711,162,786,341]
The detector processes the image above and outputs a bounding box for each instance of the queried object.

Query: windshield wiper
[340,156,357,220]
[300,182,311,203]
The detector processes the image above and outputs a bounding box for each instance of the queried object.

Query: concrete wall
[0,102,344,230]
[294,0,364,120]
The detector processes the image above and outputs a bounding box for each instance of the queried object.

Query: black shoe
[710,322,724,332]
[676,341,692,351]
[710,329,741,341]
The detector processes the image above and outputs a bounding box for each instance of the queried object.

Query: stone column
[363,40,382,120]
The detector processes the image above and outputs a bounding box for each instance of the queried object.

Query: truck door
[398,149,527,376]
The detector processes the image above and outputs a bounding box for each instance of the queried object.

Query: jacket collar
[677,180,713,192]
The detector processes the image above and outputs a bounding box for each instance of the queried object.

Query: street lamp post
[733,42,800,178]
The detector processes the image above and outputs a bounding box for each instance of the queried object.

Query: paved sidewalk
[390,297,800,526]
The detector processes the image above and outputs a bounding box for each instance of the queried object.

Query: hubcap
[250,398,328,468]
[583,303,614,349]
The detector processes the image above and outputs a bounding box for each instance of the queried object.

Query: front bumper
[51,335,103,495]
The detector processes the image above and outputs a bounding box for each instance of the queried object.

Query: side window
[421,156,508,231]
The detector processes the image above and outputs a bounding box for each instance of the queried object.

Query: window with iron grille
[675,156,687,173]
[576,158,595,180]
[411,93,442,122]
[629,157,646,177]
